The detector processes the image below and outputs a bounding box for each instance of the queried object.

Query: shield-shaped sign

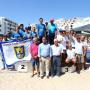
[14,46,25,59]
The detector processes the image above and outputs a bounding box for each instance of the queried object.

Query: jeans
[51,56,61,76]
[31,58,39,68]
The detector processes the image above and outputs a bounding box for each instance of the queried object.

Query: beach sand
[0,69,90,90]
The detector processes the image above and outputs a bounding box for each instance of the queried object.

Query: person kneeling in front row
[66,43,76,73]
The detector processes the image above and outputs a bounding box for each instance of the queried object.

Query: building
[0,17,18,35]
[55,17,90,31]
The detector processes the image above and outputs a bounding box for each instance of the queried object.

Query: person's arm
[38,45,42,62]
[36,24,39,37]
[38,45,40,57]
[82,46,86,56]
[55,24,58,38]
[60,46,64,56]
[50,46,53,59]
[30,45,33,58]
[55,30,58,38]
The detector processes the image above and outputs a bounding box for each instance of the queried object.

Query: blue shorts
[31,59,39,68]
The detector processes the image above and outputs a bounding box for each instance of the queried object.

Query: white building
[0,17,18,35]
[55,17,90,31]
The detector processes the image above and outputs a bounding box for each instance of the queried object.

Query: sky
[0,0,90,26]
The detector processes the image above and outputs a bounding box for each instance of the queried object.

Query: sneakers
[76,70,80,74]
[31,74,34,77]
[41,76,44,79]
[46,76,49,79]
[37,74,40,77]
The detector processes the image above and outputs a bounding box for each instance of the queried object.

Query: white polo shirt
[67,49,75,59]
[51,44,63,56]
[75,42,83,54]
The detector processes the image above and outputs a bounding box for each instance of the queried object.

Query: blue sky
[0,0,90,26]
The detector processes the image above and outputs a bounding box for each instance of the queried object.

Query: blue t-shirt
[18,29,25,37]
[23,32,31,39]
[37,24,46,37]
[48,24,57,35]
[31,31,37,38]
[13,32,20,39]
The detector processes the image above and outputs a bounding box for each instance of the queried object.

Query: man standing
[80,35,88,70]
[48,19,57,44]
[51,39,63,76]
[37,18,46,43]
[38,37,51,79]
[75,36,84,74]
[30,37,39,77]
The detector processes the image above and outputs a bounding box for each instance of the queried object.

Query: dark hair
[20,24,23,26]
[27,26,31,30]
[45,22,48,26]
[39,18,43,20]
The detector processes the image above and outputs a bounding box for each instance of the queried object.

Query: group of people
[30,33,88,79]
[0,18,89,79]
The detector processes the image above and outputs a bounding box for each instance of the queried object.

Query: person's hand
[34,56,38,59]
[39,57,42,62]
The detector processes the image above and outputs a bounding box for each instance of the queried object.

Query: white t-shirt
[75,42,83,54]
[57,34,63,42]
[61,36,69,49]
[67,49,75,59]
[51,45,63,56]
[81,41,88,47]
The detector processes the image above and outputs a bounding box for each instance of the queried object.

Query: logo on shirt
[14,46,25,59]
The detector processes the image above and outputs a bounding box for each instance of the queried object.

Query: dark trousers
[51,56,61,76]
[39,36,43,44]
[48,34,55,45]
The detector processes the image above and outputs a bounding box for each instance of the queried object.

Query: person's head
[54,38,58,46]
[62,30,66,36]
[80,35,85,41]
[19,24,24,29]
[66,31,70,36]
[73,33,76,37]
[33,37,38,44]
[70,30,74,35]
[32,26,36,32]
[59,29,63,35]
[25,27,28,32]
[25,27,30,33]
[50,19,54,24]
[45,22,48,26]
[68,43,72,50]
[39,18,43,24]
[42,37,46,44]
[76,35,81,42]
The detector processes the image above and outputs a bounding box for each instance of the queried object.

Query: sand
[0,69,90,90]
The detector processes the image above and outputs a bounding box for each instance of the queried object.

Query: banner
[1,41,31,65]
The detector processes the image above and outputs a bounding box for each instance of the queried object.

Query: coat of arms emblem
[14,46,25,59]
